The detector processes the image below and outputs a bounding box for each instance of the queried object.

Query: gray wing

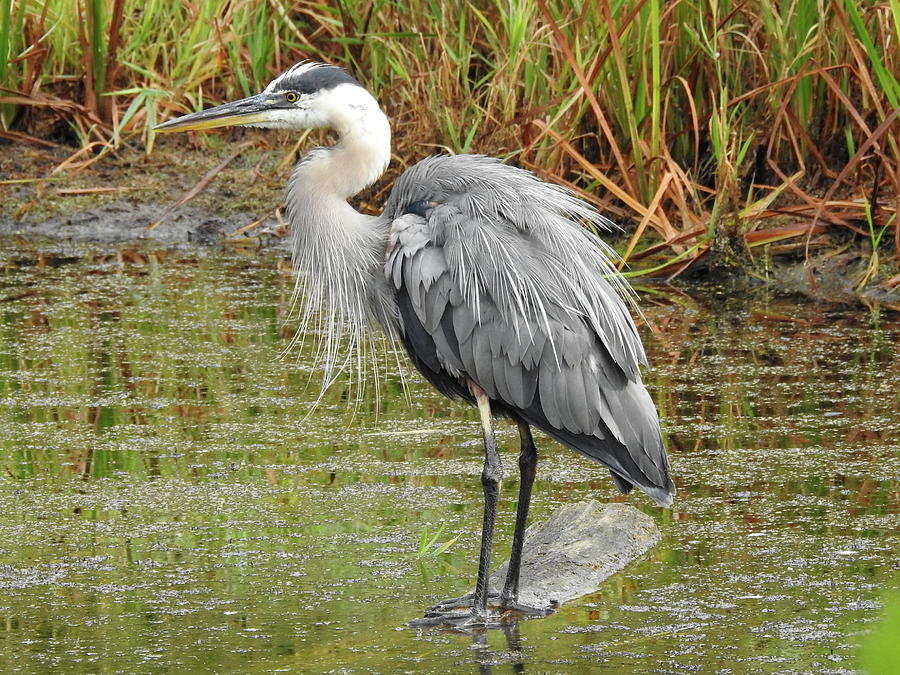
[384,155,674,507]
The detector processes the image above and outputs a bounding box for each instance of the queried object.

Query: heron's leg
[499,421,537,607]
[410,385,515,627]
[472,382,501,617]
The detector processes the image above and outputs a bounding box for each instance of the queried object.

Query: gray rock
[490,500,661,609]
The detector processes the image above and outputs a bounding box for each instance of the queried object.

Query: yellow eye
[285,91,299,103]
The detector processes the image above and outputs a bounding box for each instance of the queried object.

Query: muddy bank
[1,142,897,308]
[0,139,293,248]
[4,199,896,309]
[772,251,899,307]
[3,193,896,309]
[0,199,288,249]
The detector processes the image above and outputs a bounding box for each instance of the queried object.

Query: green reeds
[0,0,22,128]
[2,0,898,279]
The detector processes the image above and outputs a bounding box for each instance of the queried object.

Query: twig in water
[147,142,252,231]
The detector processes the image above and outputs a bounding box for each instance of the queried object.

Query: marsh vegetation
[1,1,898,287]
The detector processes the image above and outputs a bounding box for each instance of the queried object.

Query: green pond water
[0,243,896,674]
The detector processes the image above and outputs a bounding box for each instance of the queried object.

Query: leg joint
[481,465,501,490]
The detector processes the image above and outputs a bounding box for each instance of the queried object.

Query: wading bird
[156,62,674,626]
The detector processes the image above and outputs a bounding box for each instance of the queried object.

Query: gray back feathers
[384,155,647,377]
[383,155,673,505]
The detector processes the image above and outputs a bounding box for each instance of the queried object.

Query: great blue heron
[156,61,674,626]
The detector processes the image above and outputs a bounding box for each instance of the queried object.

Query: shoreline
[2,141,897,310]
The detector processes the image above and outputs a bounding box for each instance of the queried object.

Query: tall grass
[0,0,22,128]
[1,0,898,276]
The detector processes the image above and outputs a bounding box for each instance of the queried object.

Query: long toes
[408,609,485,629]
[412,591,556,629]
[424,590,499,614]
[425,593,473,613]
[422,603,471,619]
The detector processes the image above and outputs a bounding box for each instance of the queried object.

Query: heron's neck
[285,104,395,346]
[285,103,391,287]
[290,106,391,205]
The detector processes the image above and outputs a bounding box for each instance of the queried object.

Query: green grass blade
[844,0,900,109]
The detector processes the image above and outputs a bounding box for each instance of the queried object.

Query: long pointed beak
[154,93,274,133]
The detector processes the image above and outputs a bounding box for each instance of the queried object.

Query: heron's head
[154,62,379,135]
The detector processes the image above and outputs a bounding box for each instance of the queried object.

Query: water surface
[0,244,896,673]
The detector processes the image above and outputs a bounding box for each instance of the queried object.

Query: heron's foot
[408,591,555,629]
[423,590,498,614]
